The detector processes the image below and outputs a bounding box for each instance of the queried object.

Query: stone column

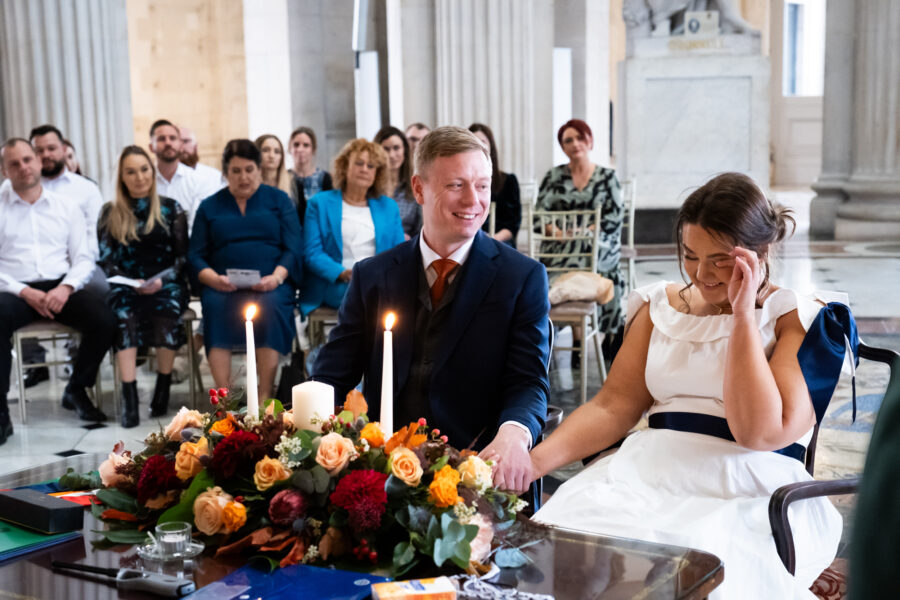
[0,0,133,199]
[811,0,900,239]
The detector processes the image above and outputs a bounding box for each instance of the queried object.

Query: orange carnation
[360,422,385,448]
[428,465,463,508]
[222,501,247,533]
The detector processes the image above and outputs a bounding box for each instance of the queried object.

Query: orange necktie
[430,258,458,307]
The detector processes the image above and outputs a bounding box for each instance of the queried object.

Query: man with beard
[0,139,114,433]
[149,119,206,231]
[178,125,225,198]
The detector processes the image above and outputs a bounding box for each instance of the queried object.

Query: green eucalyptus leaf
[393,541,416,567]
[293,469,315,494]
[494,547,532,568]
[385,474,410,499]
[95,488,138,513]
[426,515,441,544]
[311,465,331,493]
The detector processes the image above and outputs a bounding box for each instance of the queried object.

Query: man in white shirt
[0,139,114,439]
[178,125,226,197]
[150,119,207,231]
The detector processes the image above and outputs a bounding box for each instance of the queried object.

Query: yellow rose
[164,407,204,442]
[253,456,292,491]
[175,437,210,481]
[457,456,493,493]
[315,432,357,476]
[222,501,247,532]
[360,422,385,448]
[390,447,423,487]
[428,465,463,508]
[209,415,236,436]
[193,486,232,535]
[98,451,132,488]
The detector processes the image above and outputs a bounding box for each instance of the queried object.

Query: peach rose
[253,456,292,491]
[222,501,247,532]
[360,422,385,448]
[175,437,210,481]
[466,513,494,563]
[315,432,357,476]
[164,407,204,442]
[389,447,423,487]
[193,486,232,535]
[428,465,463,508]
[457,456,493,493]
[98,451,132,488]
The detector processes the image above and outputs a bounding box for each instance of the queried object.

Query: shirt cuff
[499,420,534,450]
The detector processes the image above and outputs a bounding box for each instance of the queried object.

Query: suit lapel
[383,237,420,393]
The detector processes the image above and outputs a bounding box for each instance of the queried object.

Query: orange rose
[164,407,204,442]
[175,437,210,480]
[222,501,247,532]
[390,447,423,486]
[253,456,291,491]
[315,432,357,476]
[360,422,385,448]
[428,465,463,508]
[209,415,236,436]
[193,486,232,535]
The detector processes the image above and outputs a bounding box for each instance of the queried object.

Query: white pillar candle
[380,312,396,436]
[244,304,259,419]
[292,381,335,431]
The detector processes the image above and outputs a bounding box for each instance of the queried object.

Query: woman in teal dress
[98,145,189,427]
[536,118,625,338]
[188,139,303,401]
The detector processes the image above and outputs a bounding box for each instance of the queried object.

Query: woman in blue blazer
[300,138,405,316]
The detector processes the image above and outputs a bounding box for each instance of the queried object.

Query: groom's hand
[479,424,532,494]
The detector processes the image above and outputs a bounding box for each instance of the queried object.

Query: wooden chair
[525,204,607,404]
[11,321,104,424]
[619,179,638,293]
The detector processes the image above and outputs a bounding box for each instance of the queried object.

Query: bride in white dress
[527,173,842,599]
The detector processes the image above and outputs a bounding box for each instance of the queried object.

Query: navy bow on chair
[797,302,860,424]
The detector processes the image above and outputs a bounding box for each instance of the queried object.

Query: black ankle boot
[149,372,171,418]
[0,403,12,446]
[121,381,139,428]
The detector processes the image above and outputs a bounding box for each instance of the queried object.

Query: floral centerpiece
[76,388,530,576]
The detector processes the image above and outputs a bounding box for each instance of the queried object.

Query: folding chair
[619,179,638,293]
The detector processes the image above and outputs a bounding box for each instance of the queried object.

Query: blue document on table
[184,563,391,600]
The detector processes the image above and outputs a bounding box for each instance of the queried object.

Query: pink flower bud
[417,418,427,427]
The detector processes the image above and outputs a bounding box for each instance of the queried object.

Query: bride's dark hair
[674,172,796,311]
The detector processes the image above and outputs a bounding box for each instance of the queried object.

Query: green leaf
[92,528,150,545]
[409,531,429,553]
[310,465,331,493]
[263,398,284,417]
[248,554,281,573]
[95,488,138,513]
[429,454,449,472]
[336,410,354,424]
[494,547,532,568]
[295,429,317,446]
[385,474,410,499]
[157,469,215,525]
[293,469,314,494]
[293,447,312,463]
[58,468,101,491]
[393,541,416,567]
[426,515,441,545]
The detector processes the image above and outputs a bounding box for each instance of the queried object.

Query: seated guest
[374,126,422,238]
[288,126,332,227]
[97,146,190,427]
[299,138,404,317]
[527,173,843,598]
[188,139,302,401]
[405,122,430,156]
[468,123,521,247]
[254,134,292,195]
[62,139,85,178]
[0,139,114,437]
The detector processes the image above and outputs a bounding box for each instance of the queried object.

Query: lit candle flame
[245,304,257,321]
[384,312,396,331]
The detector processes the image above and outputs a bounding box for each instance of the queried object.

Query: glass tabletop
[0,455,723,599]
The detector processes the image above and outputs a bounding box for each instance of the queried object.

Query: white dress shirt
[341,202,376,269]
[0,184,94,295]
[156,162,206,232]
[418,233,534,446]
[191,162,226,199]
[41,168,104,260]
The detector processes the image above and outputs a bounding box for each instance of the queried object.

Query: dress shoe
[61,385,107,422]
[149,372,171,418]
[23,366,49,388]
[120,381,139,428]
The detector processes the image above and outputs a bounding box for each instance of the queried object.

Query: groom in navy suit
[311,126,550,494]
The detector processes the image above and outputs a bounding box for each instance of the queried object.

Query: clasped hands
[479,423,535,494]
[20,284,72,319]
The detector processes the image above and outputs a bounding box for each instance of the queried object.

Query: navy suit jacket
[311,231,551,450]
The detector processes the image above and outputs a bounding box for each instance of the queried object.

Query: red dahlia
[136,455,180,505]
[210,430,267,480]
[329,470,388,532]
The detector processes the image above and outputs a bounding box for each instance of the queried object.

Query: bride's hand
[727,246,761,317]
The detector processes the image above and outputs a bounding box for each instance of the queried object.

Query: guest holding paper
[299,138,404,317]
[98,146,190,427]
[188,139,302,402]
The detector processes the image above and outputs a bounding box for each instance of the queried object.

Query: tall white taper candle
[381,312,396,436]
[244,304,259,418]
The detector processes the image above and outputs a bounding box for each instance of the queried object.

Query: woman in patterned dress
[98,145,189,428]
[536,118,625,339]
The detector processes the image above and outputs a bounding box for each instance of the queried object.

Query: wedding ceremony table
[0,454,723,599]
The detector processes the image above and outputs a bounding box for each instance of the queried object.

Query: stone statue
[624,0,759,37]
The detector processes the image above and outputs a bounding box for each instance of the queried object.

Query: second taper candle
[380,312,396,436]
[244,304,259,418]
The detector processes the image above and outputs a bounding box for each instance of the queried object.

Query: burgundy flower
[329,470,388,532]
[268,489,308,526]
[136,455,180,505]
[210,430,266,480]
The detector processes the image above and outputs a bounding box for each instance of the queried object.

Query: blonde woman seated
[299,138,405,316]
[255,134,292,195]
[524,173,842,599]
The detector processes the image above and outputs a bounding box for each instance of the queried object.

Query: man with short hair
[312,126,550,498]
[178,125,225,197]
[150,119,206,231]
[0,139,115,439]
[405,122,431,157]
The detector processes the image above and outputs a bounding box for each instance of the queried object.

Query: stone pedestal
[617,38,769,217]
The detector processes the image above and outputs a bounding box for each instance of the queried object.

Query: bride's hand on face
[727,246,762,317]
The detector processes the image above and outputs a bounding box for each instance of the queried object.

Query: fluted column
[0,0,133,199]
